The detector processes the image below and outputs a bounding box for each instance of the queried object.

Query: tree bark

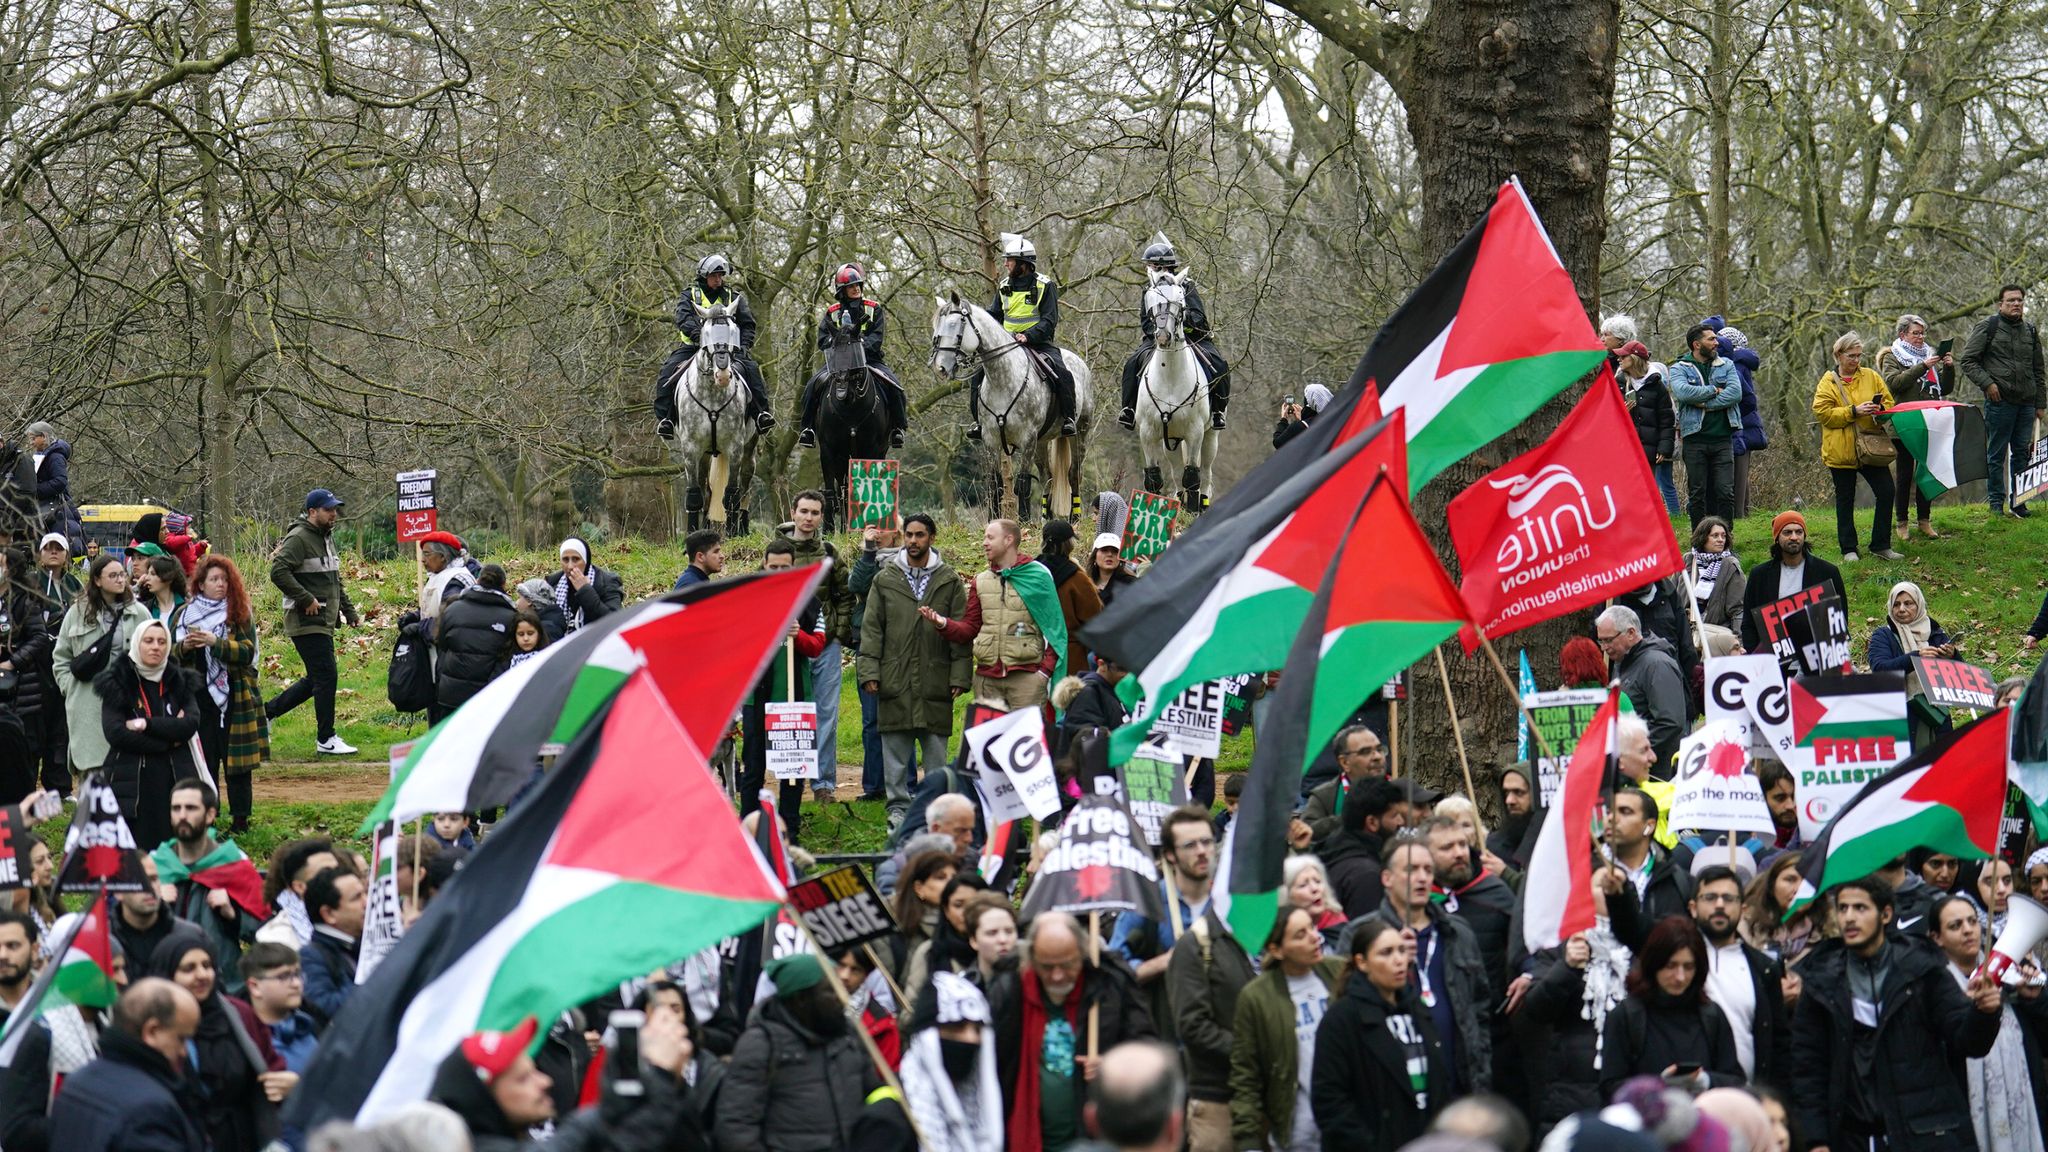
[1266,0,1623,810]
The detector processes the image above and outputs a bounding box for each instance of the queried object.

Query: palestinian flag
[1220,476,1469,942]
[0,889,118,1067]
[150,838,269,920]
[1522,689,1619,952]
[1792,674,1909,747]
[1084,415,1407,763]
[2010,655,2048,832]
[285,673,789,1129]
[993,560,1070,685]
[363,566,826,833]
[1372,177,1606,492]
[1791,709,2010,915]
[1887,401,1988,499]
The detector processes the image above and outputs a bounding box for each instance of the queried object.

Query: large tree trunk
[1269,0,1623,810]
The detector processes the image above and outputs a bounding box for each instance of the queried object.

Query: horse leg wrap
[1014,472,1034,509]
[1182,465,1201,494]
[1143,466,1163,495]
[686,486,705,514]
[1069,494,1081,519]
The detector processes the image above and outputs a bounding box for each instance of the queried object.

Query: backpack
[387,624,435,713]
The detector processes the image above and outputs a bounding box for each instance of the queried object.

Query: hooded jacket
[1486,764,1537,872]
[777,531,856,647]
[435,585,519,712]
[1052,670,1128,760]
[31,439,69,503]
[1726,346,1767,454]
[268,513,358,638]
[0,584,52,720]
[714,993,872,1152]
[1322,827,1387,920]
[1620,364,1675,462]
[1792,933,2001,1152]
[856,547,969,733]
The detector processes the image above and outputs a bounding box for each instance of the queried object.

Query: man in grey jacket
[1959,283,2047,516]
[1598,604,1687,773]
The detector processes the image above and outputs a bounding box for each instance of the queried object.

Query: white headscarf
[128,620,171,683]
[899,972,1003,1152]
[556,537,592,632]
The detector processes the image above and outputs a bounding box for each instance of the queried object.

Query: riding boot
[1207,357,1231,430]
[883,379,908,449]
[742,360,776,433]
[797,377,822,448]
[654,349,688,438]
[967,371,985,442]
[1119,348,1144,430]
[1056,370,1078,438]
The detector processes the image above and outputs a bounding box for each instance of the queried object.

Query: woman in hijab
[543,538,623,635]
[95,620,199,849]
[1867,580,1958,744]
[1929,893,2048,1152]
[515,576,568,643]
[170,557,266,832]
[51,555,150,793]
[150,930,290,1152]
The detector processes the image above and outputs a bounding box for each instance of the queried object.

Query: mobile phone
[607,1009,645,1097]
[1669,1062,1701,1078]
[1283,395,1296,407]
[31,792,61,821]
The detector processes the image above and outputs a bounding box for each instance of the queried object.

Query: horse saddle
[1022,346,1069,385]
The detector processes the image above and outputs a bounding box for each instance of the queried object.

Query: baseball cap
[305,489,345,511]
[1091,532,1123,553]
[37,533,67,552]
[1616,340,1651,359]
[458,1015,539,1084]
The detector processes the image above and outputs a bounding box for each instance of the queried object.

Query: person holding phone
[1598,915,1745,1099]
[1272,384,1331,450]
[1812,331,1903,562]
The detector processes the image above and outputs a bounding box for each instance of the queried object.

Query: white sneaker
[1842,551,1860,563]
[315,735,358,756]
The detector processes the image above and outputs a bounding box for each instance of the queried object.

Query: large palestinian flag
[1220,477,1469,942]
[287,673,790,1128]
[1084,415,1408,763]
[364,566,826,832]
[0,889,118,1066]
[1887,401,1988,499]
[1790,709,2010,915]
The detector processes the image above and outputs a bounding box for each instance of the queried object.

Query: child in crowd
[509,607,548,668]
[428,811,478,853]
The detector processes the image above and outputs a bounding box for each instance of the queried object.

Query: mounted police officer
[797,263,908,450]
[1118,236,1230,432]
[654,253,776,439]
[967,233,1077,442]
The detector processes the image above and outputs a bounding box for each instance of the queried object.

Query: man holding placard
[1738,511,1846,657]
[740,541,827,839]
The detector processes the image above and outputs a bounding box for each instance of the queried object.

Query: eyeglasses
[1594,632,1619,643]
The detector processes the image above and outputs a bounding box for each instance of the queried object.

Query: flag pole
[788,910,926,1148]
[1389,698,1401,779]
[863,943,908,1011]
[1476,634,1557,765]
[1087,911,1101,1061]
[1433,647,1480,805]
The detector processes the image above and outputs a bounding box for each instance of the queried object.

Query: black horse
[817,329,893,531]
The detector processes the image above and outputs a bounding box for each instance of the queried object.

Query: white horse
[665,304,760,533]
[1133,269,1217,510]
[930,286,1094,521]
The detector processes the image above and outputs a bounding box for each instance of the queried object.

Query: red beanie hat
[1770,510,1805,539]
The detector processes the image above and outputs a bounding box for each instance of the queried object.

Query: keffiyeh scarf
[175,594,231,710]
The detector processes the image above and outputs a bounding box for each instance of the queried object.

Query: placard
[1123,491,1180,559]
[1707,655,1782,759]
[1220,673,1258,737]
[847,459,899,531]
[1782,596,1851,676]
[1145,679,1226,759]
[2014,437,2048,507]
[764,701,820,780]
[2001,784,2033,868]
[1117,743,1193,847]
[1524,688,1611,805]
[1912,655,1999,711]
[1756,586,1839,676]
[1668,720,1774,833]
[357,822,404,984]
[1383,672,1407,702]
[1018,793,1165,920]
[56,774,148,894]
[395,469,439,543]
[963,707,1061,821]
[0,809,35,891]
[1782,672,1911,838]
[787,865,899,951]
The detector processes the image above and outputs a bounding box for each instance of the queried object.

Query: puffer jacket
[434,585,519,713]
[268,514,358,638]
[1728,345,1767,454]
[31,440,69,503]
[1621,364,1675,462]
[713,996,871,1152]
[1960,310,2044,406]
[1813,367,1896,469]
[0,586,53,720]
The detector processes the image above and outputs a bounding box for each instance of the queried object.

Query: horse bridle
[931,301,1025,382]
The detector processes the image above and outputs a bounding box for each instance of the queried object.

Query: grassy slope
[117,499,2042,862]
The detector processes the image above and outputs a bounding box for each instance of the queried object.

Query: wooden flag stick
[1389,698,1401,780]
[1087,910,1102,1060]
[1433,647,1481,805]
[791,909,925,1147]
[864,942,908,1012]
[1476,634,1557,766]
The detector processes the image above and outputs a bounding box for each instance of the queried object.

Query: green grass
[153,498,2044,860]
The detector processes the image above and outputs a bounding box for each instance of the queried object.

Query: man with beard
[432,1012,702,1151]
[115,854,194,969]
[1320,778,1411,920]
[1738,510,1847,653]
[1756,761,1802,866]
[1597,787,1694,952]
[851,972,1003,1152]
[1109,806,1215,1041]
[1422,817,1516,1015]
[988,912,1154,1151]
[715,955,873,1152]
[0,912,37,1023]
[1690,864,1794,1091]
[1484,763,1537,879]
[149,779,266,996]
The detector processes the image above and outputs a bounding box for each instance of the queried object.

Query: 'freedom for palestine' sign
[1020,793,1164,921]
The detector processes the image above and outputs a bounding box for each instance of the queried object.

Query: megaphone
[1980,894,2048,985]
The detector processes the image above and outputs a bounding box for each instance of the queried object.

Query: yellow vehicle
[77,503,182,558]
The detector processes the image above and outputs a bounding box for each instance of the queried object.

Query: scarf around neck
[1891,338,1932,368]
[1006,966,1083,1152]
[176,594,231,709]
[129,621,170,682]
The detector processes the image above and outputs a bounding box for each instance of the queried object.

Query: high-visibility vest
[679,286,740,344]
[1002,276,1051,334]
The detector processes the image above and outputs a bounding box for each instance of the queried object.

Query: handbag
[1855,425,1896,467]
[70,627,116,682]
[387,624,435,714]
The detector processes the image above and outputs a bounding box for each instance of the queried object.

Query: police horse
[930,287,1093,521]
[1133,268,1217,511]
[816,321,891,532]
[665,304,760,534]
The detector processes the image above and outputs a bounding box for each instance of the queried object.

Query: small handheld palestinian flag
[1790,708,2010,917]
[0,888,119,1067]
[1886,401,1988,499]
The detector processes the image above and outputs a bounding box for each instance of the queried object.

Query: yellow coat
[1812,366,1895,468]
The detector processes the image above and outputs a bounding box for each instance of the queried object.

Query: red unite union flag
[1448,371,1682,651]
